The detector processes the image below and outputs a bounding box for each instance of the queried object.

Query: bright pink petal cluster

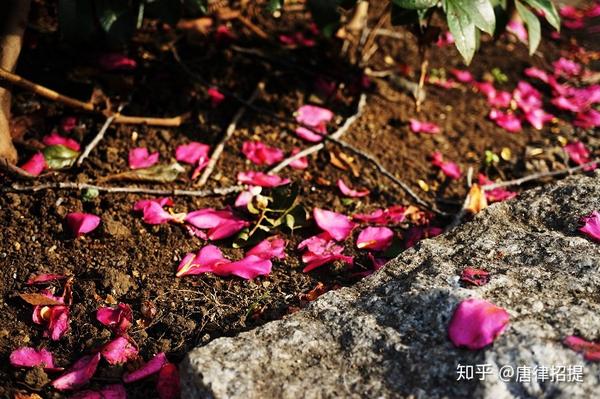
[242,141,284,165]
[564,141,596,170]
[237,171,290,187]
[431,152,462,180]
[96,303,133,335]
[52,353,101,391]
[297,233,353,272]
[353,205,407,225]
[128,147,159,169]
[295,105,333,142]
[10,347,61,371]
[175,142,211,179]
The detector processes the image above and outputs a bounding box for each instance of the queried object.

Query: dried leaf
[104,163,185,183]
[19,293,64,306]
[465,184,488,214]
[329,151,348,171]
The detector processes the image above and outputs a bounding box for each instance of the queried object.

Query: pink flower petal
[289,148,309,169]
[507,18,528,43]
[513,81,542,113]
[235,190,254,207]
[207,87,225,107]
[524,67,550,83]
[448,298,509,350]
[564,335,600,361]
[295,126,325,142]
[214,255,272,279]
[52,353,101,391]
[69,384,127,399]
[564,141,594,168]
[20,152,46,176]
[47,305,70,341]
[237,171,290,187]
[176,245,230,277]
[175,142,210,165]
[96,303,133,335]
[488,109,522,133]
[436,31,454,47]
[356,227,394,251]
[123,352,168,383]
[207,219,248,240]
[352,206,407,225]
[313,208,355,241]
[101,336,139,365]
[409,119,440,134]
[449,69,474,83]
[242,141,284,165]
[141,202,186,225]
[298,233,353,272]
[157,363,181,399]
[247,236,286,260]
[430,152,462,180]
[296,105,333,127]
[553,57,582,77]
[460,267,491,286]
[574,109,600,129]
[128,147,159,169]
[26,273,67,285]
[65,213,101,237]
[478,174,517,202]
[580,211,600,242]
[10,347,60,371]
[301,251,353,273]
[184,208,248,239]
[98,53,137,71]
[43,131,80,151]
[133,197,174,212]
[524,108,554,130]
[337,179,369,198]
[60,117,78,133]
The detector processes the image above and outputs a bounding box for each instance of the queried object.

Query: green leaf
[392,0,438,9]
[284,205,308,231]
[516,0,541,55]
[444,0,478,64]
[247,201,261,215]
[524,0,560,31]
[43,145,79,170]
[455,0,495,34]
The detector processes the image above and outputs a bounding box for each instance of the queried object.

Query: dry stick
[196,82,264,187]
[76,104,124,166]
[0,157,34,179]
[8,181,245,197]
[481,160,598,191]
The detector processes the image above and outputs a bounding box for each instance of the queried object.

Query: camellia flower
[69,384,127,399]
[156,363,181,399]
[141,202,186,225]
[356,227,394,251]
[65,213,101,237]
[43,131,80,151]
[207,87,225,107]
[289,148,309,169]
[96,303,133,335]
[564,141,596,170]
[579,211,600,242]
[409,119,441,134]
[237,171,290,187]
[176,245,272,279]
[430,152,462,180]
[297,233,354,272]
[101,336,139,365]
[247,236,286,260]
[20,152,46,176]
[337,179,369,198]
[185,208,248,240]
[242,141,284,166]
[313,208,355,241]
[98,53,137,71]
[128,147,159,169]
[448,298,509,350]
[564,336,600,361]
[175,142,211,176]
[52,353,101,391]
[10,347,61,371]
[488,109,522,133]
[460,267,491,286]
[449,69,474,83]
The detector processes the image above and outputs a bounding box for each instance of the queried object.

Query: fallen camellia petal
[574,109,600,129]
[101,336,139,365]
[214,255,272,279]
[460,267,491,286]
[313,208,355,241]
[234,186,262,208]
[579,211,600,242]
[175,142,210,165]
[553,57,581,77]
[449,69,473,83]
[98,53,137,71]
[60,117,78,133]
[237,171,290,187]
[353,206,407,225]
[289,147,309,169]
[20,152,46,176]
[478,174,517,203]
[46,305,70,341]
[524,108,554,130]
[242,141,284,166]
[10,347,60,371]
[43,131,80,151]
[156,363,181,399]
[128,147,159,170]
[296,105,333,127]
[142,202,186,225]
[356,227,394,251]
[448,298,509,350]
[524,67,550,83]
[176,245,230,277]
[409,119,441,134]
[337,179,369,198]
[123,352,168,383]
[52,353,101,391]
[506,18,528,43]
[69,384,127,399]
[295,126,326,142]
[133,197,174,212]
[184,208,248,239]
[65,213,101,237]
[207,87,225,107]
[26,273,67,285]
[247,236,286,260]
[489,109,522,133]
[564,141,596,170]
[564,335,600,361]
[430,152,462,180]
[298,233,354,272]
[96,303,133,335]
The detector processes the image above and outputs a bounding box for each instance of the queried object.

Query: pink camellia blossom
[237,171,290,187]
[313,208,355,241]
[448,298,510,350]
[524,67,550,83]
[128,147,159,169]
[460,267,491,286]
[574,109,600,129]
[353,205,407,225]
[296,105,333,127]
[297,233,353,272]
[26,273,67,285]
[507,18,528,43]
[207,87,225,107]
[69,384,127,399]
[176,245,271,279]
[409,119,441,134]
[34,304,69,341]
[65,213,101,237]
[43,131,80,151]
[20,152,46,176]
[175,142,210,165]
[185,208,248,240]
[450,69,473,83]
[98,53,137,71]
[142,202,186,225]
[579,211,600,242]
[101,336,139,365]
[564,336,600,361]
[553,57,582,77]
[478,174,517,202]
[289,148,309,169]
[133,197,174,212]
[337,179,369,198]
[513,81,542,113]
[242,141,284,166]
[524,108,554,130]
[356,227,394,251]
[489,109,523,133]
[52,353,101,391]
[564,141,596,170]
[247,236,286,260]
[157,363,181,399]
[96,303,133,335]
[123,352,168,383]
[430,152,462,180]
[10,347,61,371]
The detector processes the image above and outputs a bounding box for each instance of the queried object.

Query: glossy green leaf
[455,0,495,34]
[42,145,79,170]
[444,0,478,64]
[524,0,560,31]
[392,0,438,9]
[516,0,541,54]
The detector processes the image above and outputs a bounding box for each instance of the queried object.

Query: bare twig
[7,182,245,197]
[197,81,264,186]
[113,113,190,126]
[481,161,598,191]
[77,104,124,166]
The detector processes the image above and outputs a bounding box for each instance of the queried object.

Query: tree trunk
[0,0,31,165]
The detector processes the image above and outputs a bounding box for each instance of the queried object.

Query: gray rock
[181,174,600,399]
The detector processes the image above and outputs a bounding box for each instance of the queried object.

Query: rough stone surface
[181,174,600,399]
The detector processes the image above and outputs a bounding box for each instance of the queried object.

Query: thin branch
[481,160,598,191]
[113,112,190,126]
[0,157,35,179]
[76,105,124,166]
[196,81,264,187]
[7,182,245,197]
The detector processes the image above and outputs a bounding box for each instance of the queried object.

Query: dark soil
[1,1,598,398]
